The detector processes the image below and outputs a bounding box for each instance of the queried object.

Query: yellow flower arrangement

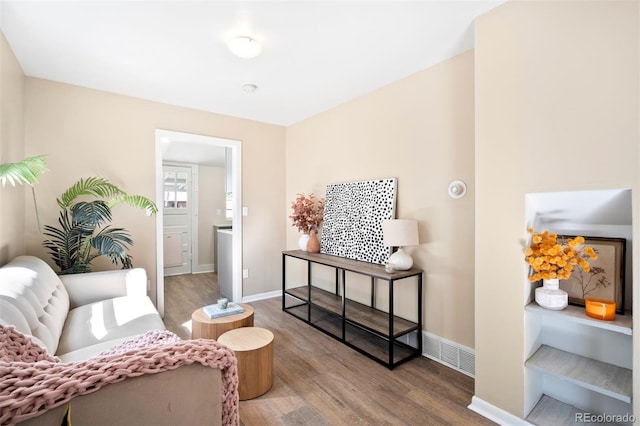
[524,228,597,282]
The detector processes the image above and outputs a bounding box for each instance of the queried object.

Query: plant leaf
[71,201,112,228]
[57,177,125,209]
[107,194,158,215]
[90,226,134,268]
[42,210,91,273]
[0,155,48,187]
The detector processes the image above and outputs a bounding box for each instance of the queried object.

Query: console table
[282,250,423,369]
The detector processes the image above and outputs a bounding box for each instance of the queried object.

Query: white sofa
[0,255,238,426]
[0,255,165,362]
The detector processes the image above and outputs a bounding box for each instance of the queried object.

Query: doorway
[155,129,242,317]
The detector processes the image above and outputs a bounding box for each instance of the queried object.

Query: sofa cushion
[57,334,146,363]
[0,256,69,354]
[56,296,165,356]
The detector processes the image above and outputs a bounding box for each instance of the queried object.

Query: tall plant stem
[31,186,43,237]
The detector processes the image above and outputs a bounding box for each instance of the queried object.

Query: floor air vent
[423,332,475,378]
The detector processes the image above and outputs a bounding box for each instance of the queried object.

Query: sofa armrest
[2,329,239,426]
[16,365,223,426]
[60,268,147,308]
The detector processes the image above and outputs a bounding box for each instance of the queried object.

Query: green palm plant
[42,177,158,274]
[0,155,48,186]
[0,155,48,231]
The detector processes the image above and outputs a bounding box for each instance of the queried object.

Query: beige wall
[23,77,286,300]
[286,50,476,347]
[0,31,26,264]
[475,0,639,417]
[5,7,638,420]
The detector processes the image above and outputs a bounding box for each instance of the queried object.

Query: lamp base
[388,248,413,271]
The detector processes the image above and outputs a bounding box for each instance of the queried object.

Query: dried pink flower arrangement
[289,193,325,234]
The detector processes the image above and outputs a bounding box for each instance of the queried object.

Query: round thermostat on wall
[448,180,467,199]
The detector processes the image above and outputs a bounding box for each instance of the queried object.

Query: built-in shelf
[525,302,633,425]
[526,345,632,403]
[524,189,634,425]
[525,302,633,426]
[526,395,608,426]
[525,303,632,335]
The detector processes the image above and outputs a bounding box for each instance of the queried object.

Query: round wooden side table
[191,303,254,340]
[217,327,274,400]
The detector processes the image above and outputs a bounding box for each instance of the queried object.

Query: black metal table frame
[282,250,423,369]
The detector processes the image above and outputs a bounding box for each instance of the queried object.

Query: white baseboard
[242,290,282,303]
[192,264,214,274]
[468,396,532,426]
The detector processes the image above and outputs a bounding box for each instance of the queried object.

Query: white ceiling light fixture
[227,36,262,59]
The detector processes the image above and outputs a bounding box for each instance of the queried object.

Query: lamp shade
[382,219,419,247]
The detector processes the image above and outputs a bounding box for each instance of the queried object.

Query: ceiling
[0,0,504,129]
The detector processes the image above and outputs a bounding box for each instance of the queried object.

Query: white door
[163,165,192,276]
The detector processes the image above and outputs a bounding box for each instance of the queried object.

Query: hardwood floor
[164,273,221,340]
[163,274,495,425]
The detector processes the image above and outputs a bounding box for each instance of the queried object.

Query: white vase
[535,278,568,310]
[298,234,310,251]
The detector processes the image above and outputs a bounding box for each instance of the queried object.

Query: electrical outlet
[242,269,249,279]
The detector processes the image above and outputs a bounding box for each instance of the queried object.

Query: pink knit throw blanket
[0,325,239,425]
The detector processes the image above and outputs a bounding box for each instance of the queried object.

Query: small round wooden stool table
[217,327,274,401]
[191,303,254,340]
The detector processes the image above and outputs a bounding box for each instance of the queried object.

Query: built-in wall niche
[525,188,633,311]
[524,188,634,424]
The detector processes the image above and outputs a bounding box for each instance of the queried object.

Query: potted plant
[289,193,325,252]
[42,177,157,274]
[1,156,155,274]
[524,228,597,310]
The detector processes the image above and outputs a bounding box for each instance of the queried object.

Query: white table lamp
[382,219,419,270]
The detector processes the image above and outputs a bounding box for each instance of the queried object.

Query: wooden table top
[217,327,273,351]
[192,303,254,324]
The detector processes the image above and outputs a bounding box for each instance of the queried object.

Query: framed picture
[558,236,626,314]
[320,178,397,264]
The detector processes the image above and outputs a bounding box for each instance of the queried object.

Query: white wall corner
[468,396,532,426]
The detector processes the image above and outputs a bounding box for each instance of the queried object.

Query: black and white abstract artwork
[320,178,397,264]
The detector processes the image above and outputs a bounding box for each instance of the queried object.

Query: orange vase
[307,229,320,253]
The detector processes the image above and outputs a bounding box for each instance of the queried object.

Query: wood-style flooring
[164,273,221,340]
[164,273,496,425]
